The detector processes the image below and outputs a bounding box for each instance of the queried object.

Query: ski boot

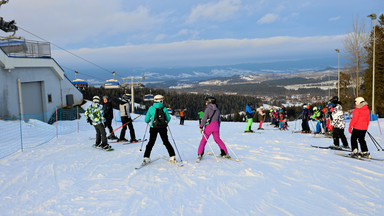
[108,133,118,140]
[142,157,151,166]
[101,144,112,150]
[360,152,372,159]
[169,156,177,164]
[349,149,361,159]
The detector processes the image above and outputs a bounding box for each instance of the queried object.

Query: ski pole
[202,133,219,162]
[167,126,183,162]
[110,114,142,135]
[139,123,149,151]
[220,137,240,161]
[367,131,384,151]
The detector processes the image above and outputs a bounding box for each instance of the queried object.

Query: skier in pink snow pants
[198,96,230,159]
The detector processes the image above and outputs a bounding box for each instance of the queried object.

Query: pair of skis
[334,152,384,161]
[110,139,147,145]
[135,156,184,170]
[196,152,240,163]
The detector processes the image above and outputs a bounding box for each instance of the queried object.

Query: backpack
[153,108,168,128]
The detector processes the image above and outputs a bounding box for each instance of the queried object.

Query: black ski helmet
[205,96,216,104]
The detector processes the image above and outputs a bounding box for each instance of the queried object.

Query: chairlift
[72,71,88,90]
[144,94,154,102]
[104,72,120,89]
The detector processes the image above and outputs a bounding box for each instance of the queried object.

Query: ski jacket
[200,104,221,128]
[85,103,106,125]
[145,102,171,128]
[246,105,254,119]
[330,104,345,129]
[102,100,113,120]
[119,101,131,118]
[302,109,310,120]
[312,110,321,121]
[180,110,185,117]
[349,103,370,131]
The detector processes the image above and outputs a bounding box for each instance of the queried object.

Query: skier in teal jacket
[142,95,176,165]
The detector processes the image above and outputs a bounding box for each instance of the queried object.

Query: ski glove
[87,118,92,125]
[348,126,352,134]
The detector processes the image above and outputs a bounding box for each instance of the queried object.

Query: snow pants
[104,117,114,134]
[120,116,136,140]
[258,120,263,129]
[302,120,310,132]
[198,121,228,155]
[94,123,108,146]
[332,127,348,147]
[245,118,253,131]
[315,120,321,133]
[144,127,175,158]
[351,129,368,152]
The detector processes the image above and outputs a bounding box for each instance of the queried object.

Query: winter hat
[354,97,365,106]
[93,96,100,103]
[313,107,318,111]
[154,95,164,102]
[103,95,108,99]
[122,94,131,101]
[205,96,216,104]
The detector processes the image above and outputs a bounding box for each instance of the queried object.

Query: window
[48,94,52,103]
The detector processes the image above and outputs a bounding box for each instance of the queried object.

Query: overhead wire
[17,26,120,80]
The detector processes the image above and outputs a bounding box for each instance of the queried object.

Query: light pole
[335,49,340,99]
[368,13,376,114]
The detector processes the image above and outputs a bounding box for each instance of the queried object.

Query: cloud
[328,16,341,22]
[3,0,162,45]
[53,35,345,68]
[257,13,279,24]
[186,0,241,24]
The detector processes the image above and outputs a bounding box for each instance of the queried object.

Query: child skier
[257,107,265,130]
[329,96,349,149]
[142,95,176,165]
[85,96,112,150]
[102,96,118,140]
[198,96,230,160]
[311,107,322,134]
[301,105,311,133]
[348,97,371,159]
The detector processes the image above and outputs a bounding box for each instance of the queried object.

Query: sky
[1,0,383,78]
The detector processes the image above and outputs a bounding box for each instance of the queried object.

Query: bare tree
[343,15,369,98]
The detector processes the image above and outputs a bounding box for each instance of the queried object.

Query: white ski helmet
[93,96,100,103]
[354,97,365,106]
[313,107,317,111]
[154,95,164,102]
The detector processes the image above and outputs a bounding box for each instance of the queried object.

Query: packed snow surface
[1,114,384,216]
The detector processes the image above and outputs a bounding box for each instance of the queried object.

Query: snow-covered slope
[1,115,384,216]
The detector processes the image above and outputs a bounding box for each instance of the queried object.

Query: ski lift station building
[0,38,83,122]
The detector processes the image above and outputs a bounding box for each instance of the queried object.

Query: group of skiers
[85,94,232,165]
[269,108,288,131]
[300,96,372,159]
[85,92,373,163]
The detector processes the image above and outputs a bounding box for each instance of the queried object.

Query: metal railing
[0,38,51,58]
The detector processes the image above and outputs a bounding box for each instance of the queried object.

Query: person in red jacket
[348,97,371,158]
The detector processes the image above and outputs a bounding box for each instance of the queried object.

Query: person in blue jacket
[245,103,255,132]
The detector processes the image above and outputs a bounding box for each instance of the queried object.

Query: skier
[198,96,230,160]
[102,96,118,140]
[85,96,112,150]
[245,103,254,132]
[142,95,176,165]
[179,109,185,125]
[301,105,311,133]
[118,94,137,142]
[348,97,371,159]
[257,107,265,130]
[329,96,349,149]
[311,107,322,134]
